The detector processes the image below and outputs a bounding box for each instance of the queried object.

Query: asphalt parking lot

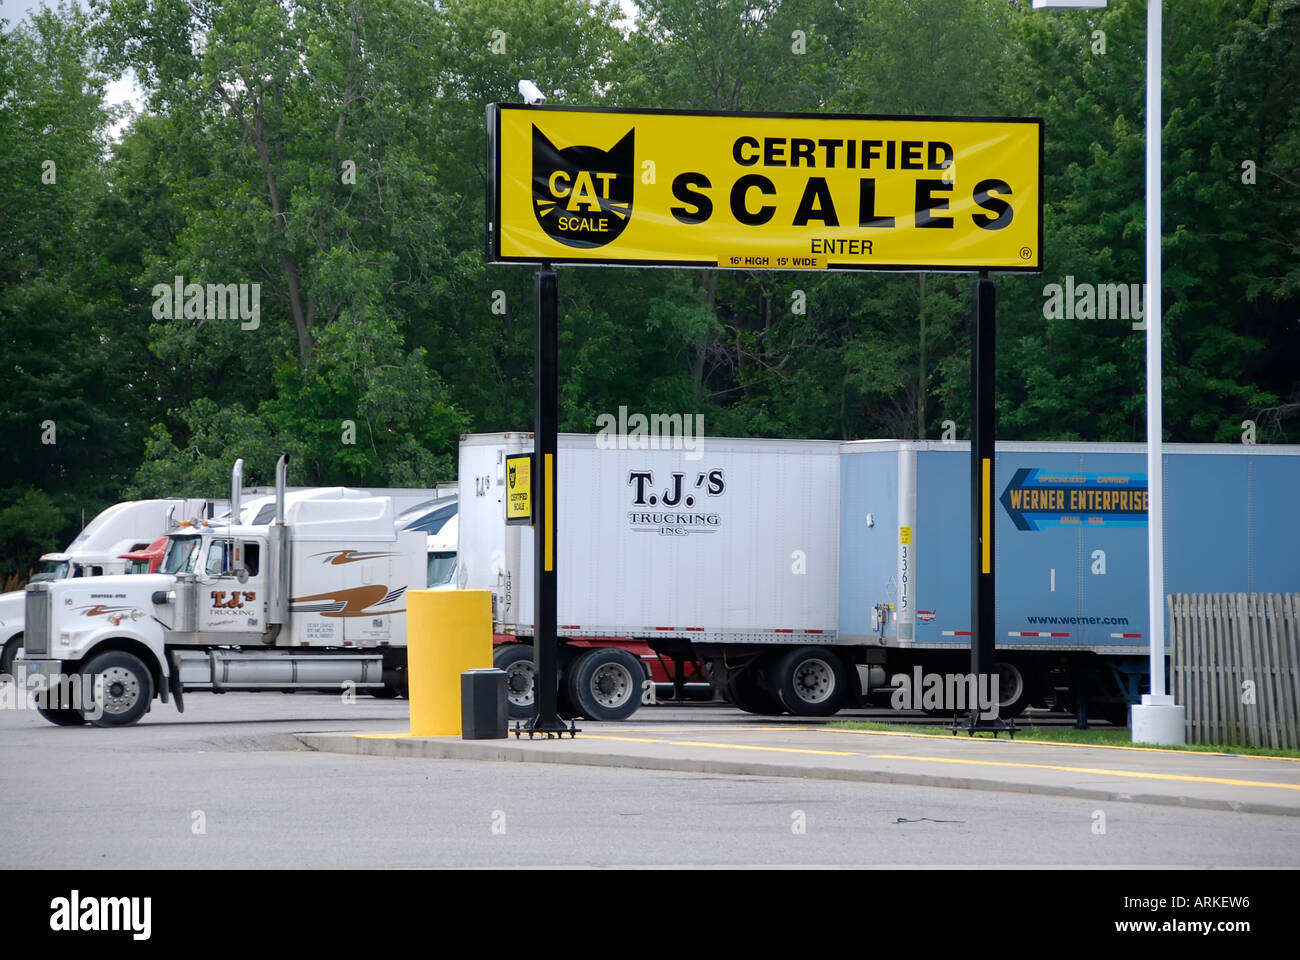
[3,690,1298,868]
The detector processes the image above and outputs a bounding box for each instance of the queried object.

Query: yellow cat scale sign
[488,104,1042,272]
[505,453,532,524]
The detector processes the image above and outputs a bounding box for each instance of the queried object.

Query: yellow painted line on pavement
[596,727,794,734]
[864,754,1300,791]
[818,727,1300,762]
[584,734,857,757]
[341,730,1299,789]
[353,726,826,742]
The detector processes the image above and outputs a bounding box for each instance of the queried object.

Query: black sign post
[526,266,571,736]
[960,272,1010,735]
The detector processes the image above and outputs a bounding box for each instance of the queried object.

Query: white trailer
[459,432,841,719]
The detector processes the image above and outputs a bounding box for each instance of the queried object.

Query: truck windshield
[160,537,202,575]
[427,551,457,587]
[38,559,71,579]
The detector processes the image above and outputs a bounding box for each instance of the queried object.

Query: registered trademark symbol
[1019,246,1032,260]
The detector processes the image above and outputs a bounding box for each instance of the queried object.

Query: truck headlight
[59,629,87,648]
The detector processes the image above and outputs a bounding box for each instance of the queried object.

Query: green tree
[93,0,473,485]
[0,490,69,580]
[0,3,143,577]
[997,0,1298,443]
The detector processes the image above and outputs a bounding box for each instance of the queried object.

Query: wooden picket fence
[1168,593,1300,749]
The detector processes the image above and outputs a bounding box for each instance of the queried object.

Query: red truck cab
[118,535,169,574]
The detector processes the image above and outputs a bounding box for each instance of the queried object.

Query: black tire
[1,634,21,676]
[556,679,579,721]
[565,647,644,722]
[721,658,786,715]
[79,651,154,727]
[36,706,87,726]
[995,659,1033,719]
[773,646,847,717]
[368,685,400,699]
[494,643,538,721]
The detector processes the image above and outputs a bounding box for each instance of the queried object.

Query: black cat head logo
[532,125,634,248]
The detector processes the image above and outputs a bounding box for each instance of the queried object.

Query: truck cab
[395,497,459,590]
[159,526,272,639]
[118,536,170,575]
[426,513,459,590]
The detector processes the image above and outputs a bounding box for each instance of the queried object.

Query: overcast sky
[4,0,144,136]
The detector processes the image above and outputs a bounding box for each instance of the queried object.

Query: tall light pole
[1032,0,1185,743]
[1129,0,1185,745]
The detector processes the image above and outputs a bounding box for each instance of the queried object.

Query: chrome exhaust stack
[267,454,291,634]
[230,458,244,524]
[275,453,288,524]
[230,459,247,577]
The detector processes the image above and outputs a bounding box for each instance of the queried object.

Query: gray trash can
[461,668,508,739]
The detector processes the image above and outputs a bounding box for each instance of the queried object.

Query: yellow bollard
[406,589,493,736]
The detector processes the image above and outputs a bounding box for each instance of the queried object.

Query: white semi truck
[20,456,430,726]
[1,497,225,675]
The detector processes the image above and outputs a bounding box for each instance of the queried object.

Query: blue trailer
[838,441,1300,723]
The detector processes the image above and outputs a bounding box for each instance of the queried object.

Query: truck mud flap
[168,650,185,713]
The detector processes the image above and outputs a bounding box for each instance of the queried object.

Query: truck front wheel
[566,647,644,722]
[36,706,87,726]
[774,646,847,717]
[79,651,155,727]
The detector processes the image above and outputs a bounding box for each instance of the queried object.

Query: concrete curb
[292,732,1300,819]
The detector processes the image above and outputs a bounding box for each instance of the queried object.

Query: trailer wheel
[368,685,400,699]
[79,651,154,727]
[721,659,786,715]
[774,646,846,717]
[566,647,643,722]
[36,706,88,726]
[995,660,1032,719]
[494,644,539,720]
[1,634,21,675]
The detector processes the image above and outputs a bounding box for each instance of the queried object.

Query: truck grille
[23,586,52,656]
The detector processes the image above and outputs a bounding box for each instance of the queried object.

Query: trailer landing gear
[950,711,1017,739]
[513,717,580,739]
